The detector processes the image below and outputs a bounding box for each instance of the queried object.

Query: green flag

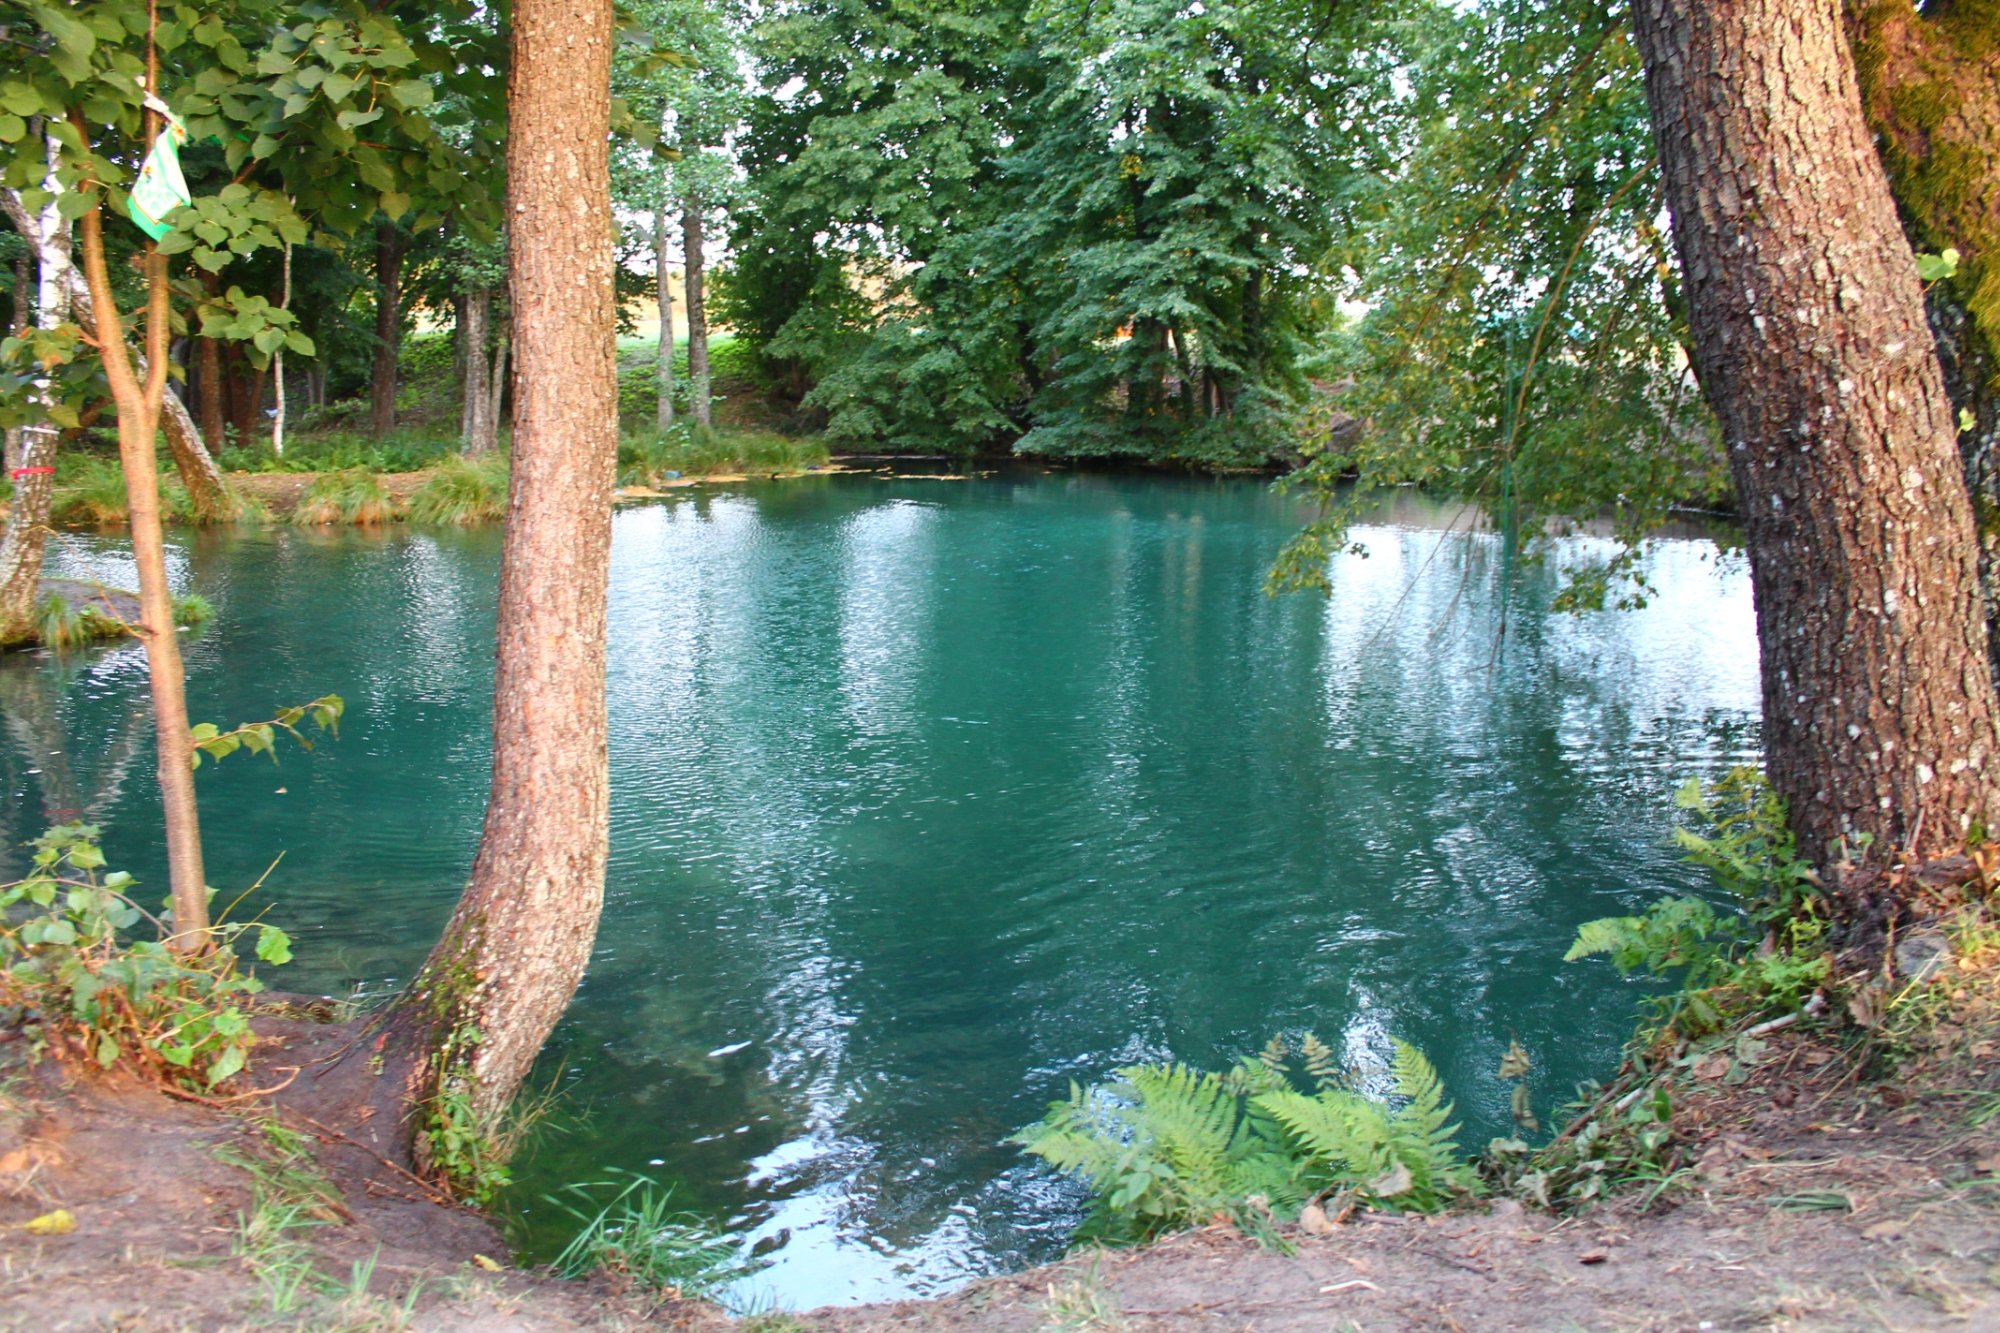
[127,108,190,241]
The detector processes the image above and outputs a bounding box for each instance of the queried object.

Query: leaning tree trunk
[370,221,404,438]
[683,194,710,429]
[653,196,675,431]
[380,0,618,1179]
[1631,0,2000,881]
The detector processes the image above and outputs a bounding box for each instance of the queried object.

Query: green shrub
[292,468,397,525]
[406,452,508,526]
[1017,1033,1476,1244]
[0,824,292,1088]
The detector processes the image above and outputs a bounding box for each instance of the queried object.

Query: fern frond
[1256,1087,1394,1185]
[1300,1033,1340,1091]
[1386,1041,1477,1204]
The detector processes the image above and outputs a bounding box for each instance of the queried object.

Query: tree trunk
[196,268,225,448]
[370,221,405,437]
[491,319,511,435]
[76,193,209,946]
[0,152,71,645]
[683,194,710,429]
[3,247,26,474]
[654,196,676,431]
[459,286,490,453]
[383,0,618,1178]
[1631,0,2000,880]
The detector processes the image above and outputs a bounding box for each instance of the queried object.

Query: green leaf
[207,1044,245,1086]
[379,189,410,220]
[32,4,98,81]
[0,115,25,143]
[96,1034,119,1068]
[255,927,293,966]
[1915,249,1960,282]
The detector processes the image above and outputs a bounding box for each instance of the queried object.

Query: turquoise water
[0,469,1760,1307]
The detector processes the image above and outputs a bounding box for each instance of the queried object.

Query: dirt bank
[2,951,1995,1330]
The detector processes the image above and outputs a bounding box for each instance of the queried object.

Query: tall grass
[291,468,397,526]
[406,452,508,526]
[617,426,828,487]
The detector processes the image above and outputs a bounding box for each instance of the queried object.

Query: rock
[1299,1202,1336,1236]
[1894,927,1953,985]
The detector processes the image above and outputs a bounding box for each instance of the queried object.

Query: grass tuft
[292,469,398,526]
[549,1171,762,1305]
[617,426,828,487]
[406,453,509,526]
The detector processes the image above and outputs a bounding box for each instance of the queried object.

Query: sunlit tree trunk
[683,194,710,429]
[654,196,675,431]
[383,0,618,1170]
[0,141,72,645]
[1632,0,2000,894]
[75,173,209,945]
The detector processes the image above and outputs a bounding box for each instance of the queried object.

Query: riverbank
[4,950,1993,1330]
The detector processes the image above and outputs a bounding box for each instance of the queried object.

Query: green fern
[1017,1036,1474,1244]
[1016,1060,1303,1242]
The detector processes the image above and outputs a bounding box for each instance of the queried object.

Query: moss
[1887,76,1960,133]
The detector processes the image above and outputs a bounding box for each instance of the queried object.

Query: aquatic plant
[291,468,397,525]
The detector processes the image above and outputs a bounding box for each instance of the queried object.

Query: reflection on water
[0,471,1760,1308]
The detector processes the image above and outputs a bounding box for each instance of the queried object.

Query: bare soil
[1,968,1994,1331]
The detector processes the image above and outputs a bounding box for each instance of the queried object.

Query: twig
[158,1064,299,1106]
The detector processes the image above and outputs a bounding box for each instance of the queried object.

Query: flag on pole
[127,91,190,240]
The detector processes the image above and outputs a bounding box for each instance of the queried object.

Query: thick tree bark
[683,195,711,429]
[76,197,209,946]
[383,0,618,1172]
[1631,0,2000,875]
[370,221,405,437]
[654,196,675,431]
[1846,1,2000,678]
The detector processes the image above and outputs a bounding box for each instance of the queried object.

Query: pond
[0,466,1761,1308]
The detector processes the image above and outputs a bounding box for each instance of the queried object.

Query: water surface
[0,469,1760,1307]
